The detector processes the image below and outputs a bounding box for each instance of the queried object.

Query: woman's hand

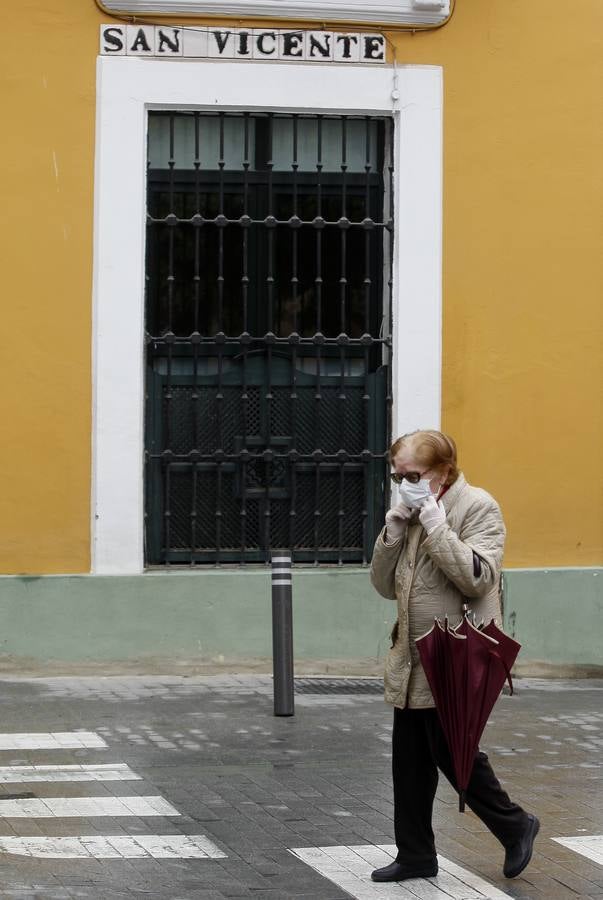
[419,496,446,535]
[385,502,413,541]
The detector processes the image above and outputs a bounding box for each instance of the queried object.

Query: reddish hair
[389,430,459,486]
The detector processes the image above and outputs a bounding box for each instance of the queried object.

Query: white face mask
[398,478,434,509]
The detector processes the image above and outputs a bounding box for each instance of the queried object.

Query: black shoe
[371,860,438,882]
[503,814,540,878]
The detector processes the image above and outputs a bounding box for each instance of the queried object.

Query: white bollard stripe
[0,795,180,818]
[553,835,603,865]
[271,580,292,586]
[271,568,292,575]
[0,764,140,783]
[290,845,513,899]
[0,732,107,750]
[271,556,292,563]
[0,834,227,859]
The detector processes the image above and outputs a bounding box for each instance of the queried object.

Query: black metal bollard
[271,551,294,717]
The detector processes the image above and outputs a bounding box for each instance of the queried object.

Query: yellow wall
[0,0,600,573]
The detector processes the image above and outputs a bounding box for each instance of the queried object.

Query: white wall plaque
[99,0,450,26]
[100,25,386,62]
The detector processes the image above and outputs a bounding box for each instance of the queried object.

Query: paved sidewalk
[0,675,599,899]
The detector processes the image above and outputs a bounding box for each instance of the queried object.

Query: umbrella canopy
[415,614,521,812]
[479,619,521,688]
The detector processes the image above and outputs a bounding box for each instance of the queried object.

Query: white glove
[384,502,412,542]
[419,496,446,535]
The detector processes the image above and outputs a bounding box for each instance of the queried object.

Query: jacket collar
[440,471,467,513]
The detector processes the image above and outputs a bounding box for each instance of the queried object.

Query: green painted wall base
[502,567,602,676]
[0,567,600,675]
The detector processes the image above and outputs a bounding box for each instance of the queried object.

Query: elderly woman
[370,429,539,883]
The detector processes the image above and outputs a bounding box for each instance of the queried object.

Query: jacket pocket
[384,642,407,695]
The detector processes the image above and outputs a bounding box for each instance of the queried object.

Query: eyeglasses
[390,470,429,485]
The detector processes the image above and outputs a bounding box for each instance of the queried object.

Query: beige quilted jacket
[370,472,504,709]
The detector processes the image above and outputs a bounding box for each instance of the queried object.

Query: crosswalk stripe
[0,796,180,817]
[0,726,221,863]
[0,834,227,859]
[0,732,106,750]
[553,835,603,865]
[290,845,512,900]
[0,764,140,783]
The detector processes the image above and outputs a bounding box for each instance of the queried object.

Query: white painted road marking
[0,764,140,783]
[0,796,180,817]
[0,834,227,859]
[0,726,231,862]
[553,835,603,865]
[0,732,107,750]
[290,845,513,900]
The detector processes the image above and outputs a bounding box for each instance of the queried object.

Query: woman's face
[392,444,447,496]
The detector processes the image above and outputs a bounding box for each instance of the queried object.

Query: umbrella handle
[489,647,514,695]
[461,603,478,627]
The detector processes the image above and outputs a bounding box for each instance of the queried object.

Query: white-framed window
[92,57,443,574]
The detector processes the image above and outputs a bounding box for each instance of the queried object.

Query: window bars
[145,111,393,565]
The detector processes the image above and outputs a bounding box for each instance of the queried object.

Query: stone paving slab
[0,676,597,897]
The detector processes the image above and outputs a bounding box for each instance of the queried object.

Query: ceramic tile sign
[100,25,386,64]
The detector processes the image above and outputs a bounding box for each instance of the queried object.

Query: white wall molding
[391,65,443,440]
[92,56,442,573]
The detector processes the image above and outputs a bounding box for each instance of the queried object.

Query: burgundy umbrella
[415,613,521,812]
[479,619,521,686]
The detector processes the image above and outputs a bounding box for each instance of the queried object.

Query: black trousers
[393,707,530,865]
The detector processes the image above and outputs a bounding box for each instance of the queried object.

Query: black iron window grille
[145,111,393,566]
